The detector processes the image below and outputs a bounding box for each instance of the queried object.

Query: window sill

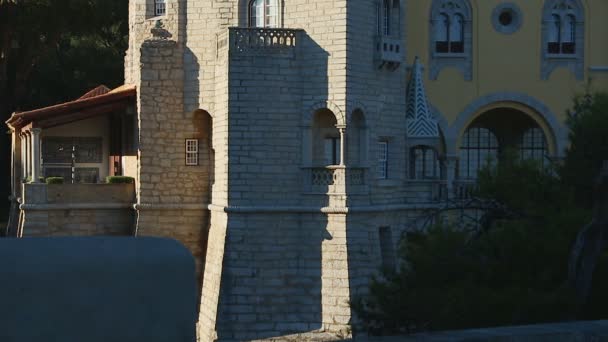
[544,54,577,60]
[433,52,467,58]
[376,179,401,188]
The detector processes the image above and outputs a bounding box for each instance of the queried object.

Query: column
[20,134,26,180]
[25,132,31,180]
[31,128,42,183]
[338,126,346,166]
[445,154,458,199]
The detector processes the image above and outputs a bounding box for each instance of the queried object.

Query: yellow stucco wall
[407,0,608,153]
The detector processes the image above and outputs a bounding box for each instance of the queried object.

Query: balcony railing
[303,166,367,194]
[218,27,302,57]
[375,35,403,68]
[453,179,478,200]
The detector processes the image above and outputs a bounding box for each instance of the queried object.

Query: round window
[492,3,522,35]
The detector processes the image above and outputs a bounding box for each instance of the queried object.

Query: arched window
[519,127,549,166]
[542,0,584,79]
[249,0,279,28]
[410,146,440,180]
[450,14,464,53]
[429,0,472,80]
[459,127,499,179]
[435,14,450,52]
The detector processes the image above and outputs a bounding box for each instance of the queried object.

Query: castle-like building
[5,0,608,340]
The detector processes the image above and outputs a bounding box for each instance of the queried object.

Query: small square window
[155,0,166,16]
[185,139,199,166]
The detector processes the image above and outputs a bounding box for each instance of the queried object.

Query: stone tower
[126,0,414,340]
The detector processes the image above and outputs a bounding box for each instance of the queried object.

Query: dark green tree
[0,0,127,218]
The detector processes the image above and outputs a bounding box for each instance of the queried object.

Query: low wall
[0,237,197,342]
[17,183,135,237]
[358,321,608,341]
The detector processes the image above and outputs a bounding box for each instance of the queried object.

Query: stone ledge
[357,320,608,341]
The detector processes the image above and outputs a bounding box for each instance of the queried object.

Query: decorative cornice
[20,203,133,211]
[133,203,209,210]
[208,203,440,214]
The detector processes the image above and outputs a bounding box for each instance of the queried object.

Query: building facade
[5,0,608,340]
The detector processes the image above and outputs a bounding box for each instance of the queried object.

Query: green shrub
[352,155,603,335]
[105,176,134,184]
[45,177,64,184]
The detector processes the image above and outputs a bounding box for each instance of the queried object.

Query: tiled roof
[6,85,136,129]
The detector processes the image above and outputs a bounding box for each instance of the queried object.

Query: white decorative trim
[429,0,473,81]
[589,66,608,72]
[540,0,585,80]
[20,203,133,211]
[133,203,209,210]
[208,203,440,214]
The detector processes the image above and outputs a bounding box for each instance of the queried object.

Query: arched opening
[312,109,341,166]
[348,109,367,167]
[457,107,551,179]
[192,110,214,202]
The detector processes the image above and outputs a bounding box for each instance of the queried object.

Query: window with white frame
[249,0,279,28]
[410,146,440,180]
[378,141,389,179]
[324,137,341,166]
[185,139,199,166]
[429,0,472,80]
[541,0,584,79]
[459,127,499,179]
[154,0,166,16]
[519,127,549,166]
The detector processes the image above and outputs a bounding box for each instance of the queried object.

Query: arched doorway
[457,107,552,180]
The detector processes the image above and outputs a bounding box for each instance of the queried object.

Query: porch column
[20,133,26,181]
[31,128,42,183]
[25,132,31,180]
[445,154,458,199]
[338,126,346,166]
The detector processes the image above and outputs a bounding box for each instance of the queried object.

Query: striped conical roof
[406,57,439,138]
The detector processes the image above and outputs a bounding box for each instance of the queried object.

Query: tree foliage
[0,0,127,214]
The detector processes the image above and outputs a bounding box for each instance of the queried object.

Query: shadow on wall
[209,31,332,340]
[0,237,198,342]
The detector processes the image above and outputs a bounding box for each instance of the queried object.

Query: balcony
[453,179,478,200]
[302,166,368,194]
[217,27,302,57]
[375,36,403,69]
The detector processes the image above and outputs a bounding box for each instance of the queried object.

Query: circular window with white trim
[492,3,522,35]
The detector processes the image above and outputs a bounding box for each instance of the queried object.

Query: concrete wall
[17,183,135,237]
[0,237,197,342]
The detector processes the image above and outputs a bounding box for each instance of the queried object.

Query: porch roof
[5,84,136,130]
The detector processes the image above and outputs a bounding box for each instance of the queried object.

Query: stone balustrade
[303,166,367,194]
[218,27,303,57]
[453,179,478,200]
[375,35,403,67]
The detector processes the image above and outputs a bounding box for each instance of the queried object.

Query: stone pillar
[445,154,458,199]
[25,132,31,180]
[31,128,42,183]
[20,133,26,181]
[338,126,346,166]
